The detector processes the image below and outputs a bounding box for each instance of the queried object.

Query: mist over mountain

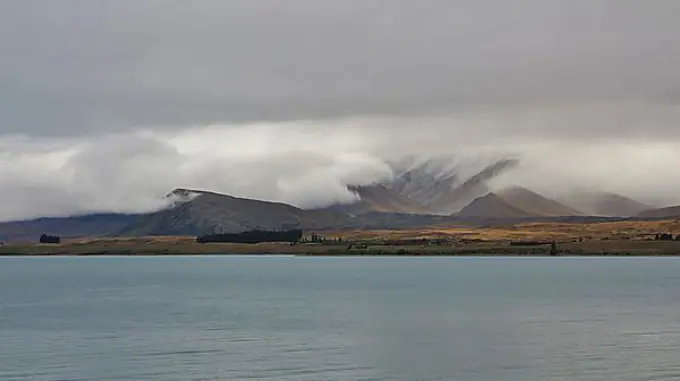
[325,155,519,216]
[317,185,434,216]
[0,140,677,223]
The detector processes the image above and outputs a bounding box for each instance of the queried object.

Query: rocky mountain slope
[121,189,313,236]
[349,157,519,215]
[387,161,460,212]
[419,159,519,214]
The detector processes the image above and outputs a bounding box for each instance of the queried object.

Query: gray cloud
[1,0,680,136]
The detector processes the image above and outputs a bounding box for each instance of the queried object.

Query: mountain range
[1,158,678,242]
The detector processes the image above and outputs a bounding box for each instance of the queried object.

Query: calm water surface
[2,256,680,380]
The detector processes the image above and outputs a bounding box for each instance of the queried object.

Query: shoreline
[3,229,680,257]
[2,251,680,257]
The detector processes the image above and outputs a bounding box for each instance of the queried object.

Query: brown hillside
[455,193,536,218]
[498,187,583,217]
[121,189,309,236]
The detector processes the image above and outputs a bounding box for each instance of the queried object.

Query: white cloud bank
[0,122,394,221]
[2,104,680,221]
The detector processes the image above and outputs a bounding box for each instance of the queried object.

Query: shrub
[39,234,61,244]
[197,229,303,244]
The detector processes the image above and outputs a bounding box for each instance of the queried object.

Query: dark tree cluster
[39,234,61,244]
[301,233,346,245]
[655,233,676,241]
[510,241,552,246]
[197,229,303,244]
[308,233,326,243]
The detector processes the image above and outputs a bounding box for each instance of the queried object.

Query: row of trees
[197,229,303,244]
[39,234,61,244]
[304,233,344,244]
[655,233,680,241]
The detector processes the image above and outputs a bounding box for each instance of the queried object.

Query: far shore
[3,219,680,257]
[2,251,680,257]
[2,239,680,257]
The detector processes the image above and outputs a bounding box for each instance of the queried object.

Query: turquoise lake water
[2,256,680,380]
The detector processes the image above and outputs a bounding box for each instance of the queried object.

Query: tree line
[196,229,303,244]
[39,234,61,244]
[655,233,680,241]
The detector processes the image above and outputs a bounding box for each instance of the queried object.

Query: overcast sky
[1,0,680,220]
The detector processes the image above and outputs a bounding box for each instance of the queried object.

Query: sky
[1,0,680,220]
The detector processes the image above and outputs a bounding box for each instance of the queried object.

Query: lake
[1,256,680,380]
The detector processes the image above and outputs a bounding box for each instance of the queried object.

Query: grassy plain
[2,219,680,256]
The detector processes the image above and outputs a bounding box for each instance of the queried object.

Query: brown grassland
[2,219,680,256]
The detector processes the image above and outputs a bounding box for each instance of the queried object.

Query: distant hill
[636,205,680,219]
[559,191,650,217]
[122,188,474,236]
[120,188,312,236]
[0,213,138,243]
[497,187,583,217]
[318,184,433,215]
[455,193,536,219]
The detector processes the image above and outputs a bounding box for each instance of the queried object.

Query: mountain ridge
[497,186,584,217]
[456,193,536,219]
[636,205,680,219]
[0,178,675,242]
[559,191,650,217]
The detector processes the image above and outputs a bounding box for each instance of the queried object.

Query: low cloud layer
[2,111,680,221]
[0,125,391,220]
